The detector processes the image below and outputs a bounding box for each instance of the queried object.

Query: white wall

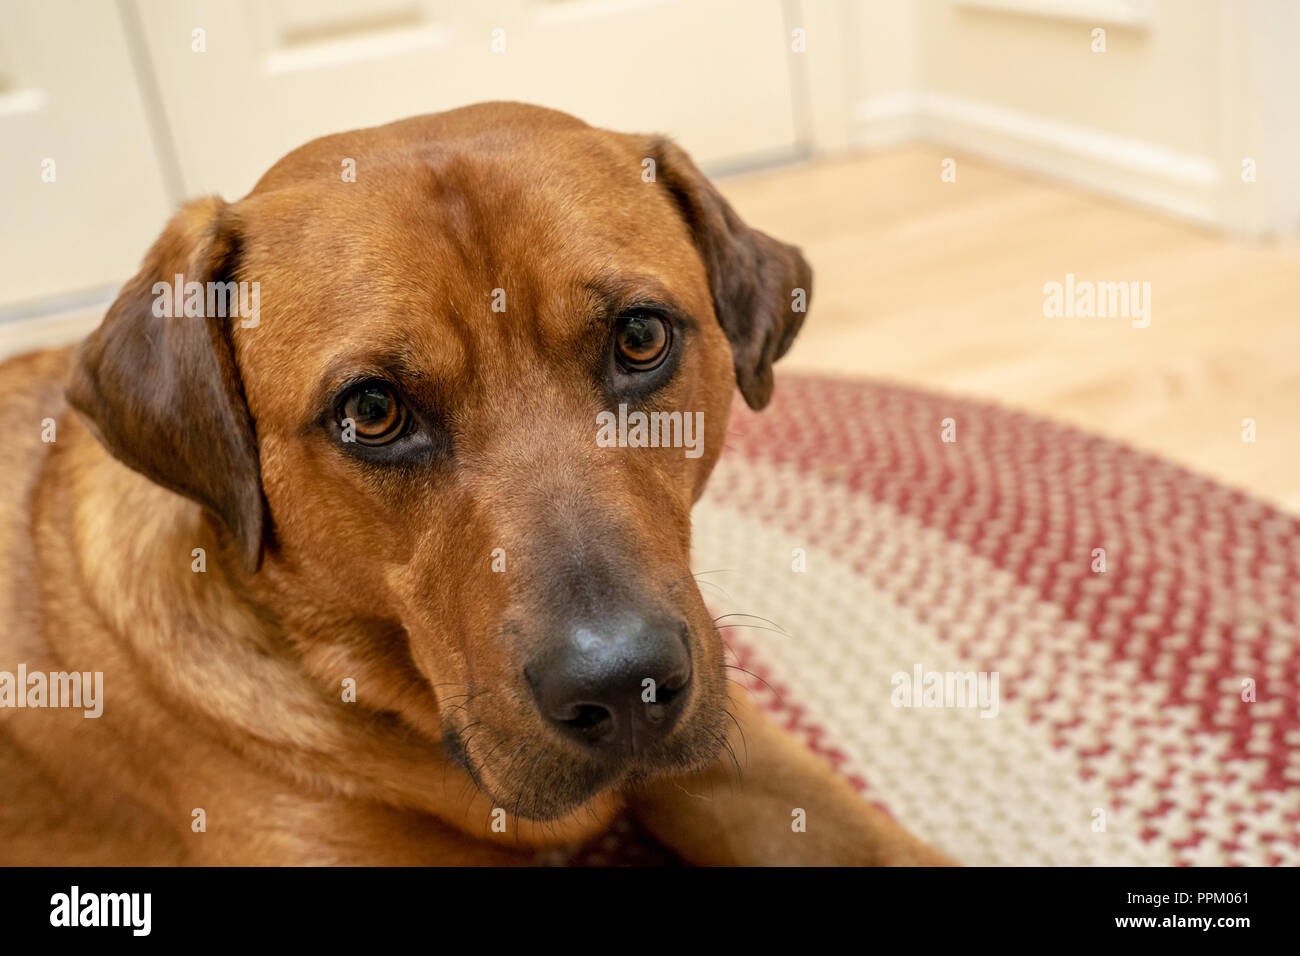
[837,0,1300,239]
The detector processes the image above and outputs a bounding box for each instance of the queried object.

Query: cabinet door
[133,0,802,198]
[0,0,171,310]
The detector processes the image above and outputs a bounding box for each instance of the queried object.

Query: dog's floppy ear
[66,197,266,573]
[648,137,811,410]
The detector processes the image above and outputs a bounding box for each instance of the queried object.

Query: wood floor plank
[720,146,1300,515]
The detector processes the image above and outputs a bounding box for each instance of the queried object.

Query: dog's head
[67,103,809,819]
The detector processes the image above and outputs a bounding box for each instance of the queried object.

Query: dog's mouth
[441,705,726,821]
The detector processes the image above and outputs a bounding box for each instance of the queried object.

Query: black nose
[526,613,692,753]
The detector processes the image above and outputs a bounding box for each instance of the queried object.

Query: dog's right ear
[66,197,266,573]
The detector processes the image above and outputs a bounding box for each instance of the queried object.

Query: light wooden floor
[4,144,1298,512]
[722,145,1300,515]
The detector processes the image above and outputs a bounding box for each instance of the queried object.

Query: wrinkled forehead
[230,140,709,418]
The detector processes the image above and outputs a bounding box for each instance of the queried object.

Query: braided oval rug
[558,374,1300,865]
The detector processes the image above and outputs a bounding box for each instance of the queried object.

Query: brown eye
[614,313,671,371]
[339,383,406,445]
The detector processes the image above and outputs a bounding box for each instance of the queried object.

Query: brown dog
[0,102,947,865]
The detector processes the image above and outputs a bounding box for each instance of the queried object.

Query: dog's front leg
[627,688,954,866]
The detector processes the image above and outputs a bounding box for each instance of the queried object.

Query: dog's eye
[614,313,671,371]
[338,382,407,445]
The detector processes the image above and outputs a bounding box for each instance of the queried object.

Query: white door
[0,1,171,310]
[133,0,804,199]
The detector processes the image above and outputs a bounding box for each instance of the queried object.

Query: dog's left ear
[66,197,266,573]
[647,137,811,410]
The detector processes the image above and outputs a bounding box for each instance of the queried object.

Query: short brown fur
[0,103,948,865]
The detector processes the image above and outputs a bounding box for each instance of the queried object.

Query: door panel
[133,0,801,198]
[0,1,171,309]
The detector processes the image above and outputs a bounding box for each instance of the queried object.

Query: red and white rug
[686,374,1300,866]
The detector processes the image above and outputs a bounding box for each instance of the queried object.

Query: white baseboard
[853,92,926,150]
[0,306,103,363]
[853,92,1222,228]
